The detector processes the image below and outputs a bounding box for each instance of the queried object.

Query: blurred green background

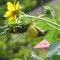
[0,0,51,60]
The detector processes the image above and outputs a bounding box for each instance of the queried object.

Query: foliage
[28,41,60,60]
[0,0,60,60]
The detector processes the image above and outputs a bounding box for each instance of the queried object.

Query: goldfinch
[27,25,48,38]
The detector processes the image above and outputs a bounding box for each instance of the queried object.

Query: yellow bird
[27,25,48,38]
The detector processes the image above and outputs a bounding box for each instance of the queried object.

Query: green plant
[0,0,60,60]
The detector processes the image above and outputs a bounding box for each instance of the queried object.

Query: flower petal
[7,2,15,11]
[15,2,20,10]
[4,11,13,17]
[9,15,16,22]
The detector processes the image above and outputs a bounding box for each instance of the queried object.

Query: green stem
[19,14,60,30]
[0,26,8,29]
[14,0,16,6]
[50,10,57,23]
[24,54,26,60]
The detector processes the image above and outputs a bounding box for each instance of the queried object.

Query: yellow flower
[4,1,21,22]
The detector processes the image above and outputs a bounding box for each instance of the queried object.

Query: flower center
[13,11,17,15]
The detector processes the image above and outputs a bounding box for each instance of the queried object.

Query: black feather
[35,27,49,37]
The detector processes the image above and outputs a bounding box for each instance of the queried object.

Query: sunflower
[4,0,21,22]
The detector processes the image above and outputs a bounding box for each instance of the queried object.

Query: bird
[27,25,49,38]
[9,24,48,38]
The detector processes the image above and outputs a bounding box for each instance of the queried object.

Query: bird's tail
[41,30,49,37]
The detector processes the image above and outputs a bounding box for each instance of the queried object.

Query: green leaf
[36,17,60,43]
[47,41,60,60]
[47,41,60,57]
[47,55,60,60]
[44,6,51,10]
[45,29,59,43]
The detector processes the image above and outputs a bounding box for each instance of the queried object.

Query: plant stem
[19,14,60,30]
[51,10,56,23]
[14,0,16,6]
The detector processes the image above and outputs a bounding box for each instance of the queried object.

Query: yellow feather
[27,25,38,38]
